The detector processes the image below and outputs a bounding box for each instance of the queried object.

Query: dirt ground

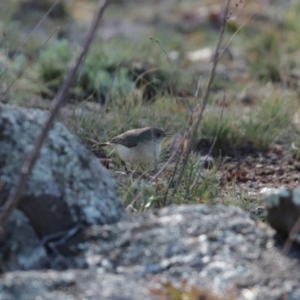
[1,0,300,212]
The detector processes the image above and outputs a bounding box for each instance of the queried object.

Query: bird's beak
[166,133,173,137]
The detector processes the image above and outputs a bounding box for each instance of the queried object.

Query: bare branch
[172,0,231,194]
[190,90,226,191]
[125,131,187,211]
[10,0,59,61]
[282,215,300,255]
[162,76,203,204]
[2,27,60,101]
[0,0,111,235]
[204,90,226,159]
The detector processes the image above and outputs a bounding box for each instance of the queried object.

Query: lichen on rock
[0,103,125,239]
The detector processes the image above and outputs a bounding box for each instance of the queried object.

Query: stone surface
[0,209,47,272]
[2,204,300,300]
[0,270,161,300]
[0,270,158,300]
[0,104,126,240]
[79,204,300,299]
[265,186,300,243]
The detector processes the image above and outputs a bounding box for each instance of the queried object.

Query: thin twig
[282,214,300,255]
[104,65,119,106]
[0,46,10,84]
[162,75,203,204]
[149,103,158,172]
[2,27,60,101]
[133,67,162,86]
[0,0,111,235]
[190,90,226,190]
[150,37,174,70]
[10,0,59,61]
[204,90,226,159]
[172,0,231,195]
[220,10,256,60]
[125,131,187,211]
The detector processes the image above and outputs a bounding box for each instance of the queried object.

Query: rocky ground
[1,0,300,299]
[221,144,300,203]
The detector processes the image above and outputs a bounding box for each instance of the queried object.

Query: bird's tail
[97,142,111,147]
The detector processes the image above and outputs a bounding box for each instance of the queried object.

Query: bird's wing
[97,142,110,147]
[110,136,138,148]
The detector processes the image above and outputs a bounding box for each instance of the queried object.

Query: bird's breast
[114,141,162,165]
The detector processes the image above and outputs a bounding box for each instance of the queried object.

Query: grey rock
[250,206,267,222]
[48,205,300,299]
[200,155,215,169]
[0,270,158,300]
[0,209,48,272]
[0,104,126,240]
[1,205,300,299]
[1,201,300,298]
[265,186,300,243]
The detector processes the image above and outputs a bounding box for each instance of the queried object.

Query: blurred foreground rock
[0,210,48,272]
[17,0,69,19]
[1,104,300,299]
[1,205,300,299]
[265,186,300,247]
[0,104,125,243]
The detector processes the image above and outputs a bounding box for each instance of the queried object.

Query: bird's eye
[155,132,162,138]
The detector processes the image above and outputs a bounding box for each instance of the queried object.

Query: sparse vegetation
[200,89,297,152]
[1,1,300,299]
[150,281,236,300]
[1,0,300,215]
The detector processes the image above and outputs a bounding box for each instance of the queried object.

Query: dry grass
[1,0,300,213]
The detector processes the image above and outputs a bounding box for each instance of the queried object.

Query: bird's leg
[138,164,155,180]
[132,164,140,175]
[119,159,130,174]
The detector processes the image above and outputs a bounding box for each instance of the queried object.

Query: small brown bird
[100,127,171,166]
